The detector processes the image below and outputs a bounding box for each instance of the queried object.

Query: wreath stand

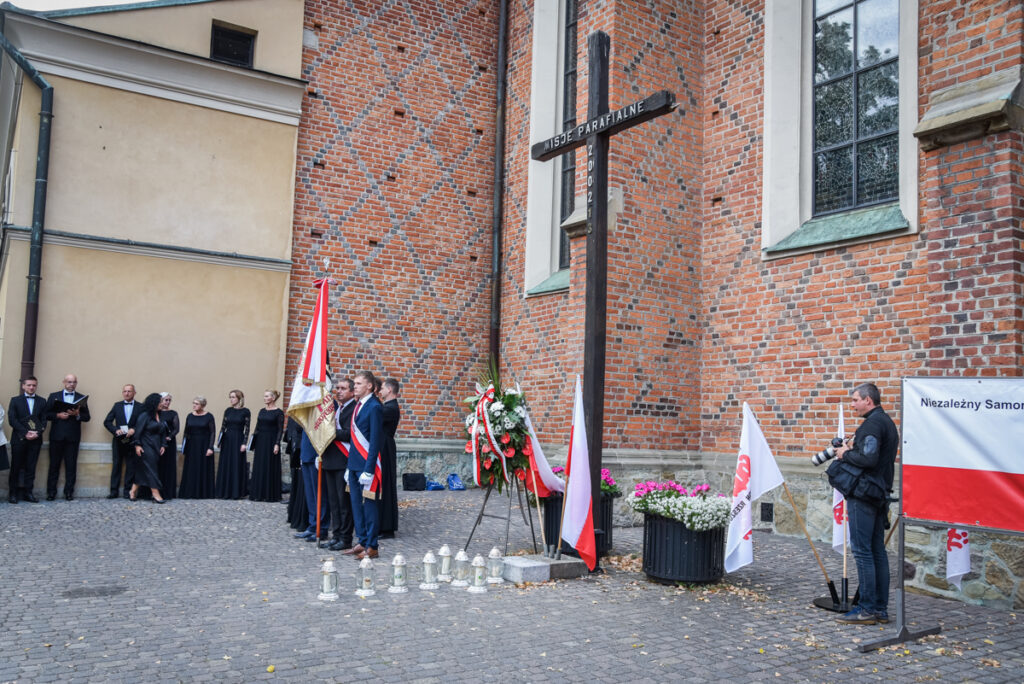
[464,480,538,555]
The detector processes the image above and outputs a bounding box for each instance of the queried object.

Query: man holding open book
[45,374,90,501]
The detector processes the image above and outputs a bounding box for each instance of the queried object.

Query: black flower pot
[540,492,614,557]
[642,513,724,583]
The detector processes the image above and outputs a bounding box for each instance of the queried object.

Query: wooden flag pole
[781,482,833,586]
[555,489,568,558]
[315,459,323,546]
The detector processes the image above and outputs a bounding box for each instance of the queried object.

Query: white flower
[502,417,514,430]
[515,406,526,417]
[489,402,505,415]
[476,425,486,436]
[464,414,475,428]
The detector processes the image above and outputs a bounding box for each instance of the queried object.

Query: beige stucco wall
[6,75,296,260]
[0,239,290,494]
[57,0,304,78]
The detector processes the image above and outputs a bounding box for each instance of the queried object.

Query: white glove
[358,472,373,486]
[344,469,350,482]
[315,455,321,469]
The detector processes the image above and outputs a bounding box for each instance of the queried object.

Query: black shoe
[23,493,39,503]
[294,530,315,539]
[306,534,327,543]
[152,498,167,504]
[379,531,395,539]
[65,493,74,501]
[328,540,353,551]
[7,495,16,504]
[106,492,118,499]
[122,492,131,499]
[46,494,56,501]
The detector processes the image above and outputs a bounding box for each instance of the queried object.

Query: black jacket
[46,391,91,441]
[844,406,899,496]
[8,394,47,439]
[321,399,356,471]
[103,400,142,438]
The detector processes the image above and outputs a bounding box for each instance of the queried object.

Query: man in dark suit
[293,430,329,541]
[377,378,401,538]
[103,384,141,499]
[346,370,384,559]
[45,374,91,501]
[8,376,47,503]
[323,378,356,552]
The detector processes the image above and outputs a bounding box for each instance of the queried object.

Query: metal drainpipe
[488,0,508,365]
[0,23,54,381]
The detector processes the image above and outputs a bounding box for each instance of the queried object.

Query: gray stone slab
[503,554,588,583]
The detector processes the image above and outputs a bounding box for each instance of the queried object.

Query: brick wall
[288,0,500,438]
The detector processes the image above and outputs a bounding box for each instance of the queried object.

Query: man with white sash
[324,378,356,552]
[346,370,384,559]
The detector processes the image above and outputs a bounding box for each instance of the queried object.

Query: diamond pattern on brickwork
[290,0,499,438]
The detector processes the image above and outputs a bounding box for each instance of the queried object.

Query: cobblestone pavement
[1,489,1021,683]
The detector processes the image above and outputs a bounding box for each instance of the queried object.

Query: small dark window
[211,23,255,68]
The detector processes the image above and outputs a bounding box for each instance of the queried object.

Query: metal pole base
[812,596,853,613]
[859,624,941,653]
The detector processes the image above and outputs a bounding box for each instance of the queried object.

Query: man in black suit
[45,374,91,501]
[103,384,141,499]
[8,376,47,503]
[323,378,356,551]
[377,378,401,538]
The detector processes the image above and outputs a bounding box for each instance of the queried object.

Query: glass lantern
[486,547,505,584]
[420,551,439,590]
[317,557,339,601]
[355,556,376,597]
[451,549,471,587]
[389,553,409,593]
[438,544,453,582]
[468,554,487,593]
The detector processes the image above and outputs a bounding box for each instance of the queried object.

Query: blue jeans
[348,469,378,549]
[301,461,328,534]
[847,497,889,614]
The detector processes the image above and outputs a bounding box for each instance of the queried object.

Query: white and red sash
[470,385,510,486]
[351,402,382,497]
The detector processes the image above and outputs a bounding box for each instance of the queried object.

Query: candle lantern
[486,547,505,584]
[355,556,376,597]
[468,554,487,593]
[389,553,409,593]
[317,557,339,601]
[452,549,471,587]
[438,544,453,582]
[420,551,439,590]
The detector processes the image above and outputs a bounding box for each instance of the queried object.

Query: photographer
[834,383,899,625]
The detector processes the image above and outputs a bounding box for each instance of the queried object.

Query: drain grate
[62,585,128,599]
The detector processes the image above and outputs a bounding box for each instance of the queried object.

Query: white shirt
[123,401,133,422]
[25,395,36,415]
[336,398,355,429]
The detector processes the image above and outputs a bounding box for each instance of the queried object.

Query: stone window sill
[526,269,569,296]
[764,202,910,257]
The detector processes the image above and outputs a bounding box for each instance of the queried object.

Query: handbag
[402,473,426,491]
[826,458,886,506]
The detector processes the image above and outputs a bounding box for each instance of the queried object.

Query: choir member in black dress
[178,396,216,498]
[249,390,284,502]
[130,393,168,504]
[284,417,309,529]
[378,378,401,538]
[216,389,250,499]
[156,393,179,500]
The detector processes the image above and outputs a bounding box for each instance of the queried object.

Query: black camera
[811,437,845,466]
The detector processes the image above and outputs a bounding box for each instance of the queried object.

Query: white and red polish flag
[523,412,564,496]
[946,528,971,590]
[832,404,849,554]
[560,375,596,571]
[725,402,785,573]
[286,278,336,456]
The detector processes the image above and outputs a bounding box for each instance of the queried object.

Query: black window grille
[211,23,256,69]
[812,0,899,215]
[557,0,578,270]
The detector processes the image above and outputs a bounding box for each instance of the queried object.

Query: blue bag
[425,479,445,491]
[446,473,466,491]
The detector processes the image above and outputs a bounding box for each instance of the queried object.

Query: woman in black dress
[156,393,179,500]
[284,418,309,529]
[249,389,284,502]
[178,396,216,498]
[130,393,168,504]
[215,389,250,499]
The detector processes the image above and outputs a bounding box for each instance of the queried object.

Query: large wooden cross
[531,31,675,558]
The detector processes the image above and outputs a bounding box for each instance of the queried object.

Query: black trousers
[323,467,354,544]
[109,439,136,495]
[47,438,81,496]
[9,436,42,494]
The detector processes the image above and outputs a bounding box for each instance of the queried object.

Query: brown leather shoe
[342,544,365,556]
[356,548,379,560]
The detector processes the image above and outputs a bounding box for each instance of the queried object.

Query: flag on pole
[725,402,785,573]
[286,278,336,456]
[560,375,596,571]
[946,527,971,590]
[832,403,849,554]
[523,412,564,496]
